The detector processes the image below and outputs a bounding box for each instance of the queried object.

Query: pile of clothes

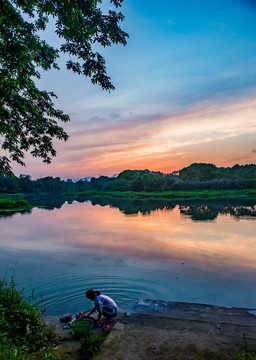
[59,312,112,330]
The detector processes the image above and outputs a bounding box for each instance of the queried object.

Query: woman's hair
[86,289,101,300]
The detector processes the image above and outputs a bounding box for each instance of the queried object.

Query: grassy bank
[0,192,26,200]
[62,188,256,200]
[0,199,32,212]
[0,277,57,359]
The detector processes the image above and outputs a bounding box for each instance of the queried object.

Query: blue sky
[12,0,256,178]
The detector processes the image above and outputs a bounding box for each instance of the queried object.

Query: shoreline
[62,188,256,200]
[48,299,256,360]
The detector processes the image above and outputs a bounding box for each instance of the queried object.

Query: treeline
[0,175,66,194]
[0,163,256,194]
[0,170,176,194]
[178,163,256,190]
[90,170,176,192]
[179,163,256,181]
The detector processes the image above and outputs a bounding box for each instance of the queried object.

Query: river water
[0,199,256,315]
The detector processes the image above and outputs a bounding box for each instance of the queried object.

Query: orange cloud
[13,97,256,178]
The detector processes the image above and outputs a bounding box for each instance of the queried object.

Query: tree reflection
[1,194,256,220]
[179,205,219,220]
[179,202,256,220]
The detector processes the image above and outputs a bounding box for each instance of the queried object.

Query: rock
[112,322,125,331]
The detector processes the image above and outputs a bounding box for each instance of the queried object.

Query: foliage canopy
[0,0,128,176]
[179,163,256,182]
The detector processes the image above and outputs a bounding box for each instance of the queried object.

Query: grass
[79,332,108,360]
[236,353,256,360]
[0,198,32,212]
[62,188,256,201]
[0,276,60,359]
[235,334,256,360]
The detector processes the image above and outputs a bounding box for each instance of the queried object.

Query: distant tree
[230,164,256,180]
[179,163,218,181]
[0,0,128,176]
[118,170,140,181]
[74,179,92,192]
[0,175,20,193]
[19,174,34,192]
[35,176,64,192]
[162,176,175,190]
[104,177,129,191]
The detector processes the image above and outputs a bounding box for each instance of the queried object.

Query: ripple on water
[30,271,176,315]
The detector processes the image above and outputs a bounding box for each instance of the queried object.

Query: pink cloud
[12,98,256,178]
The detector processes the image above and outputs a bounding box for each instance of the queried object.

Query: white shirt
[95,294,117,313]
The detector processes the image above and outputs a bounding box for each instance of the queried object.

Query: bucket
[71,320,93,335]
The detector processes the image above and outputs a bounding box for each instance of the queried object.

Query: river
[0,198,256,315]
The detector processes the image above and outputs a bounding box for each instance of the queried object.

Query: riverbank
[62,188,256,201]
[0,198,32,213]
[50,300,256,360]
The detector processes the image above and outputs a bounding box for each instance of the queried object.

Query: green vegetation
[236,353,256,360]
[65,188,256,201]
[0,174,66,194]
[0,198,32,211]
[180,163,256,181]
[72,164,256,193]
[235,334,256,360]
[0,198,31,211]
[1,0,128,176]
[79,332,108,360]
[0,277,58,359]
[1,164,256,196]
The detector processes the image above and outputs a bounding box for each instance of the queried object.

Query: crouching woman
[85,289,118,322]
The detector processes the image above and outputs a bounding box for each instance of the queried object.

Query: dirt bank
[49,300,256,360]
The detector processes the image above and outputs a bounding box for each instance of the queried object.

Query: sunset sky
[12,0,256,179]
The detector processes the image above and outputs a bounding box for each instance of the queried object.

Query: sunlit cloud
[13,97,256,178]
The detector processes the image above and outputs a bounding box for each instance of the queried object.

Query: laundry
[59,313,72,323]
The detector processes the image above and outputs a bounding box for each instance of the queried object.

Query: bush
[0,344,26,360]
[0,344,64,360]
[79,332,108,360]
[0,199,15,208]
[14,200,28,206]
[0,199,30,210]
[0,278,49,353]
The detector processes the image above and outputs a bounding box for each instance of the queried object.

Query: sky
[11,0,256,179]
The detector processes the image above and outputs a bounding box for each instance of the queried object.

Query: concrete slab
[112,321,125,331]
[132,299,256,327]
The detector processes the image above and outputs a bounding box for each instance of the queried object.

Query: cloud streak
[16,97,256,178]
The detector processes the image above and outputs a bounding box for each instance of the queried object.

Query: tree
[0,0,128,176]
[179,163,218,181]
[18,174,34,192]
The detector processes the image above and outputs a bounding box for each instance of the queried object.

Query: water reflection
[0,208,32,218]
[180,204,256,220]
[0,200,256,314]
[1,194,256,220]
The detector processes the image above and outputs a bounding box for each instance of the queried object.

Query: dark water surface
[0,199,256,315]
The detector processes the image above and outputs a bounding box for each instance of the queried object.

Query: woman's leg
[102,306,118,319]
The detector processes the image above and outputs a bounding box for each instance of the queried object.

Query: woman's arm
[97,311,102,322]
[86,305,97,317]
